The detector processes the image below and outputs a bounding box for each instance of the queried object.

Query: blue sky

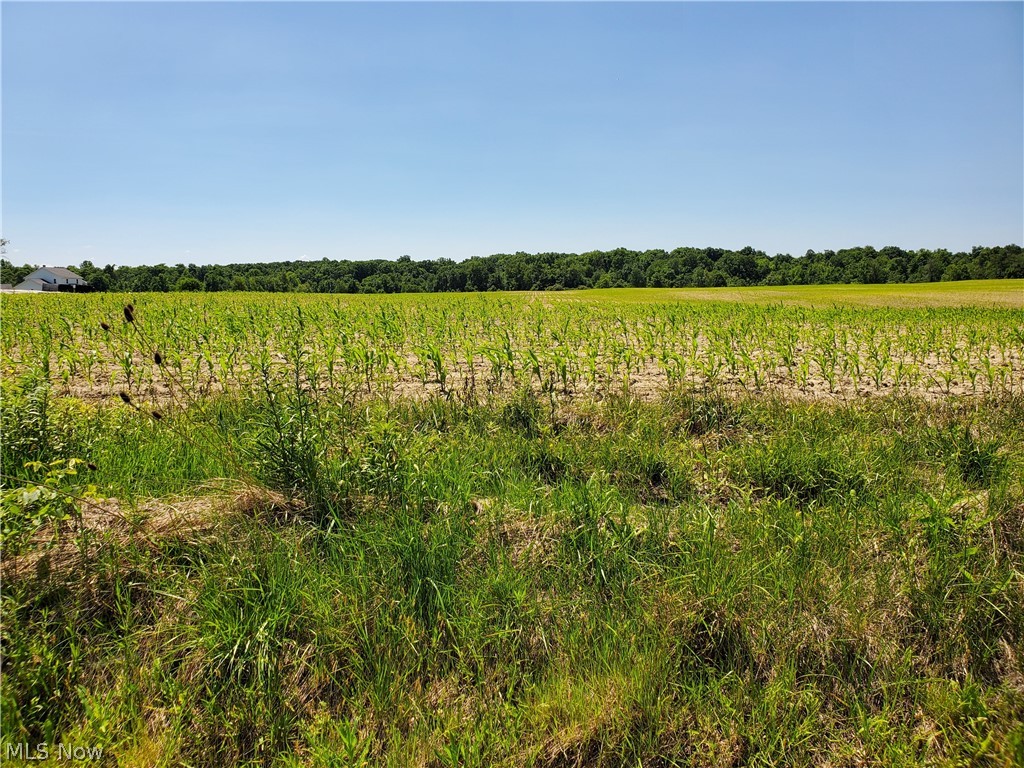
[3,1,1022,267]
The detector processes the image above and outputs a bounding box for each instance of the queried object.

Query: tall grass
[2,362,1021,764]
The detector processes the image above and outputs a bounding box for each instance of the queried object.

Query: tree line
[2,243,1021,294]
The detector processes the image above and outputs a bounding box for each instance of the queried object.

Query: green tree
[174,276,204,292]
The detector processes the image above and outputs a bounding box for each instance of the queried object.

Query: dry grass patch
[1,483,294,583]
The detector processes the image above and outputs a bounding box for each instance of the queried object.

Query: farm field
[581,279,1024,308]
[1,282,1023,766]
[2,281,1023,405]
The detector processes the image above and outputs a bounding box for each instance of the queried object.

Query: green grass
[2,378,1022,766]
[2,281,1022,764]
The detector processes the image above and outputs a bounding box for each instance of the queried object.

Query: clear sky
[2,1,1022,267]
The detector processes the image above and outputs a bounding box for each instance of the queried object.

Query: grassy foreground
[2,375,1022,765]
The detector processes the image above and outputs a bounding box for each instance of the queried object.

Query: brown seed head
[119,391,132,405]
[86,462,98,471]
[123,305,135,323]
[154,351,163,365]
[151,410,163,420]
[100,322,111,331]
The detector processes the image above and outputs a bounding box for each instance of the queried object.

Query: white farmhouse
[14,267,88,292]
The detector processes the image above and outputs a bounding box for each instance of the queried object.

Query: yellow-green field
[573,279,1024,307]
[2,281,1022,766]
[2,281,1022,406]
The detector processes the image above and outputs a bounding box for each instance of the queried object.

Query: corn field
[2,290,1021,404]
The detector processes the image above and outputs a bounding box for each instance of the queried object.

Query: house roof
[30,266,85,280]
[15,278,48,289]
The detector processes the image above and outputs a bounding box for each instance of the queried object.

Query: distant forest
[2,243,1022,294]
